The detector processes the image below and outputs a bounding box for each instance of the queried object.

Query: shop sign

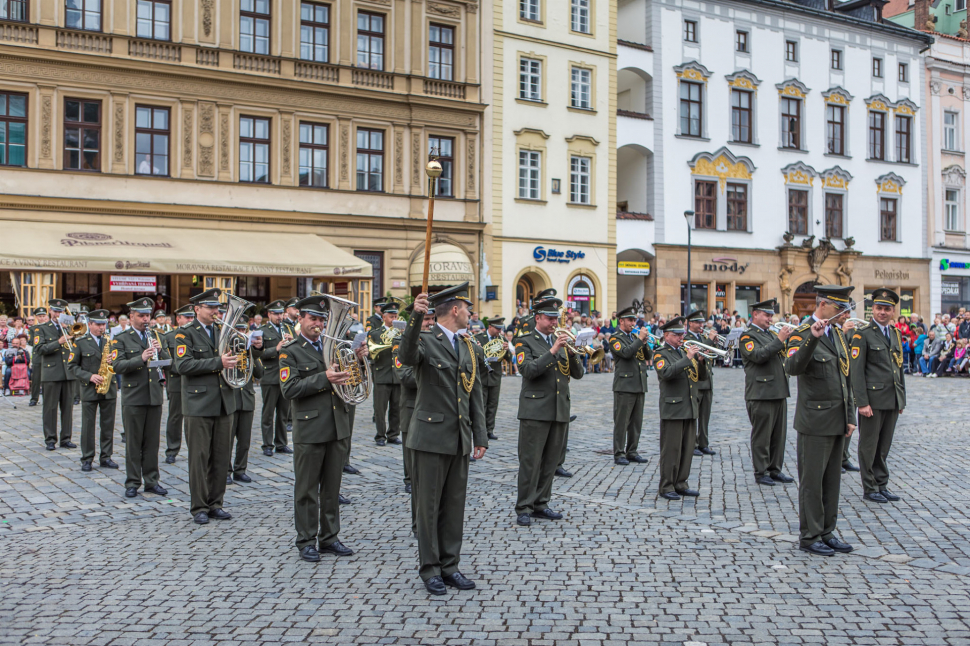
[942,281,962,296]
[702,257,749,274]
[617,261,651,276]
[571,287,591,296]
[110,275,157,293]
[533,246,586,264]
[940,259,970,271]
[874,269,910,280]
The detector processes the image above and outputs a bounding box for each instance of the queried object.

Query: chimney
[914,0,931,31]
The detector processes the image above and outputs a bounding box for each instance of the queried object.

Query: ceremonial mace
[421,152,443,293]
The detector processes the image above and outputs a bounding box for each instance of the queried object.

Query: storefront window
[63,273,101,301]
[942,277,970,316]
[734,285,760,318]
[681,283,709,315]
[354,250,383,298]
[236,276,269,301]
[900,289,914,318]
[715,284,726,312]
[568,278,594,316]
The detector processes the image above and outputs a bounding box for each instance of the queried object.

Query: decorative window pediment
[674,60,712,83]
[776,78,810,99]
[781,161,817,186]
[865,94,893,112]
[894,98,918,116]
[688,146,755,190]
[821,166,853,190]
[822,86,854,105]
[942,164,966,187]
[725,70,761,93]
[875,172,906,194]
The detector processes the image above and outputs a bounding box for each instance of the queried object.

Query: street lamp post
[684,210,694,316]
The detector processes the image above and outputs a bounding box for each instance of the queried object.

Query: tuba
[321,294,373,405]
[218,293,255,389]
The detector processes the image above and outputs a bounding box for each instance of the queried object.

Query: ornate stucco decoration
[775,78,810,99]
[673,60,712,84]
[942,164,967,187]
[822,86,854,105]
[688,146,756,191]
[875,172,906,195]
[820,166,853,190]
[725,70,761,93]
[781,161,817,187]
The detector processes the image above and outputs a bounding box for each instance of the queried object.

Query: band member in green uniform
[369,301,402,446]
[849,288,905,504]
[394,302,436,496]
[786,284,857,556]
[515,288,556,337]
[398,283,487,596]
[514,295,584,526]
[258,299,292,456]
[738,299,794,486]
[36,299,76,450]
[474,317,507,441]
[366,297,387,333]
[28,306,48,406]
[227,315,262,485]
[67,309,118,472]
[280,296,360,562]
[163,305,195,464]
[686,310,717,456]
[111,298,170,498]
[282,297,300,336]
[654,317,706,499]
[608,307,650,465]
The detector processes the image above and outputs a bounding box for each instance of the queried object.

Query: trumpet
[845,317,870,330]
[683,339,731,359]
[632,326,664,347]
[769,321,799,334]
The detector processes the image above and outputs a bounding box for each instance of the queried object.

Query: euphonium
[96,337,114,395]
[218,293,255,389]
[321,294,372,405]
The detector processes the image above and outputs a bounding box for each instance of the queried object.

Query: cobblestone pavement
[1,369,969,645]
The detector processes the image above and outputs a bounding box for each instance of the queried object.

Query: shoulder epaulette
[796,323,811,333]
[281,338,298,348]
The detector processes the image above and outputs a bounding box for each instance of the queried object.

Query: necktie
[312,340,322,354]
[453,334,460,354]
[207,325,215,345]
[884,326,891,343]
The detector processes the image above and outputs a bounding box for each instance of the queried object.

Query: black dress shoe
[614,457,630,465]
[700,446,716,455]
[125,487,138,498]
[320,540,353,556]
[276,446,294,454]
[226,475,233,485]
[693,448,703,456]
[45,442,55,451]
[771,473,795,483]
[531,508,563,520]
[487,432,498,440]
[263,449,274,457]
[842,461,860,472]
[678,489,700,497]
[144,484,168,495]
[628,455,648,463]
[443,572,476,590]
[60,441,77,449]
[880,489,900,501]
[164,455,176,464]
[81,461,92,472]
[569,414,577,422]
[864,492,889,503]
[209,508,232,520]
[343,464,360,475]
[825,537,853,553]
[555,467,572,478]
[193,512,209,525]
[660,491,681,500]
[121,434,125,443]
[756,475,776,486]
[233,473,252,483]
[338,494,351,505]
[28,400,37,406]
[99,458,118,469]
[405,483,412,494]
[516,513,532,526]
[424,575,447,596]
[299,546,320,562]
[800,541,835,556]
[375,439,386,447]
[388,437,402,445]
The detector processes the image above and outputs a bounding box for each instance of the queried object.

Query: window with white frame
[520,0,540,21]
[958,0,967,11]
[569,156,590,204]
[571,0,590,33]
[570,67,591,109]
[946,188,961,231]
[880,197,897,241]
[945,111,959,151]
[519,58,542,101]
[518,150,540,199]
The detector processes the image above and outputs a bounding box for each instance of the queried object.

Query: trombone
[683,339,731,359]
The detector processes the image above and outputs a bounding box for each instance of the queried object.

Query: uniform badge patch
[110,349,118,361]
[655,359,665,370]
[787,347,799,357]
[516,352,525,365]
[789,335,802,343]
[279,353,288,360]
[852,334,862,340]
[33,335,39,344]
[851,347,860,359]
[745,341,754,352]
[280,367,290,382]
[175,333,186,340]
[394,356,403,369]
[68,353,74,362]
[176,345,187,358]
[613,341,622,351]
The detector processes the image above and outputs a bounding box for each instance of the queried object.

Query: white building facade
[616,0,932,319]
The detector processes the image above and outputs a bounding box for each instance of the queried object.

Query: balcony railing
[196,48,220,67]
[0,22,37,44]
[353,68,394,89]
[56,29,112,54]
[129,39,181,62]
[233,52,280,75]
[424,79,466,99]
[295,60,339,83]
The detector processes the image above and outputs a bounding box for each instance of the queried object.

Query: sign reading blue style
[534,246,586,263]
[941,259,970,271]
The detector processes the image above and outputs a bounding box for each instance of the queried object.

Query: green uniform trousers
[42,380,74,444]
[122,404,162,489]
[613,392,644,459]
[228,409,254,477]
[843,434,853,465]
[186,415,232,516]
[746,399,787,478]
[72,379,79,401]
[293,437,350,549]
[558,422,570,469]
[659,418,696,494]
[695,389,713,450]
[165,389,183,459]
[858,408,898,494]
[373,383,401,441]
[411,449,469,581]
[483,383,501,434]
[30,352,42,402]
[399,403,414,487]
[260,384,289,451]
[797,433,845,547]
[80,399,115,462]
[344,407,356,468]
[516,419,567,515]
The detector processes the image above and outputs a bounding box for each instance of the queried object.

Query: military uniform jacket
[34,320,72,382]
[738,325,790,401]
[608,330,649,393]
[515,332,584,423]
[162,329,182,393]
[369,326,401,385]
[392,341,417,410]
[111,327,169,406]
[279,338,353,444]
[172,319,238,417]
[474,331,504,388]
[654,344,708,420]
[785,322,855,436]
[397,316,487,455]
[257,321,288,386]
[515,314,535,338]
[233,358,263,413]
[67,334,117,401]
[281,318,299,337]
[685,331,715,391]
[849,322,906,411]
[365,313,382,333]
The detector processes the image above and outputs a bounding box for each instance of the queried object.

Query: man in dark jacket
[607,307,650,465]
[227,315,263,485]
[66,309,117,472]
[163,305,195,464]
[474,317,507,441]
